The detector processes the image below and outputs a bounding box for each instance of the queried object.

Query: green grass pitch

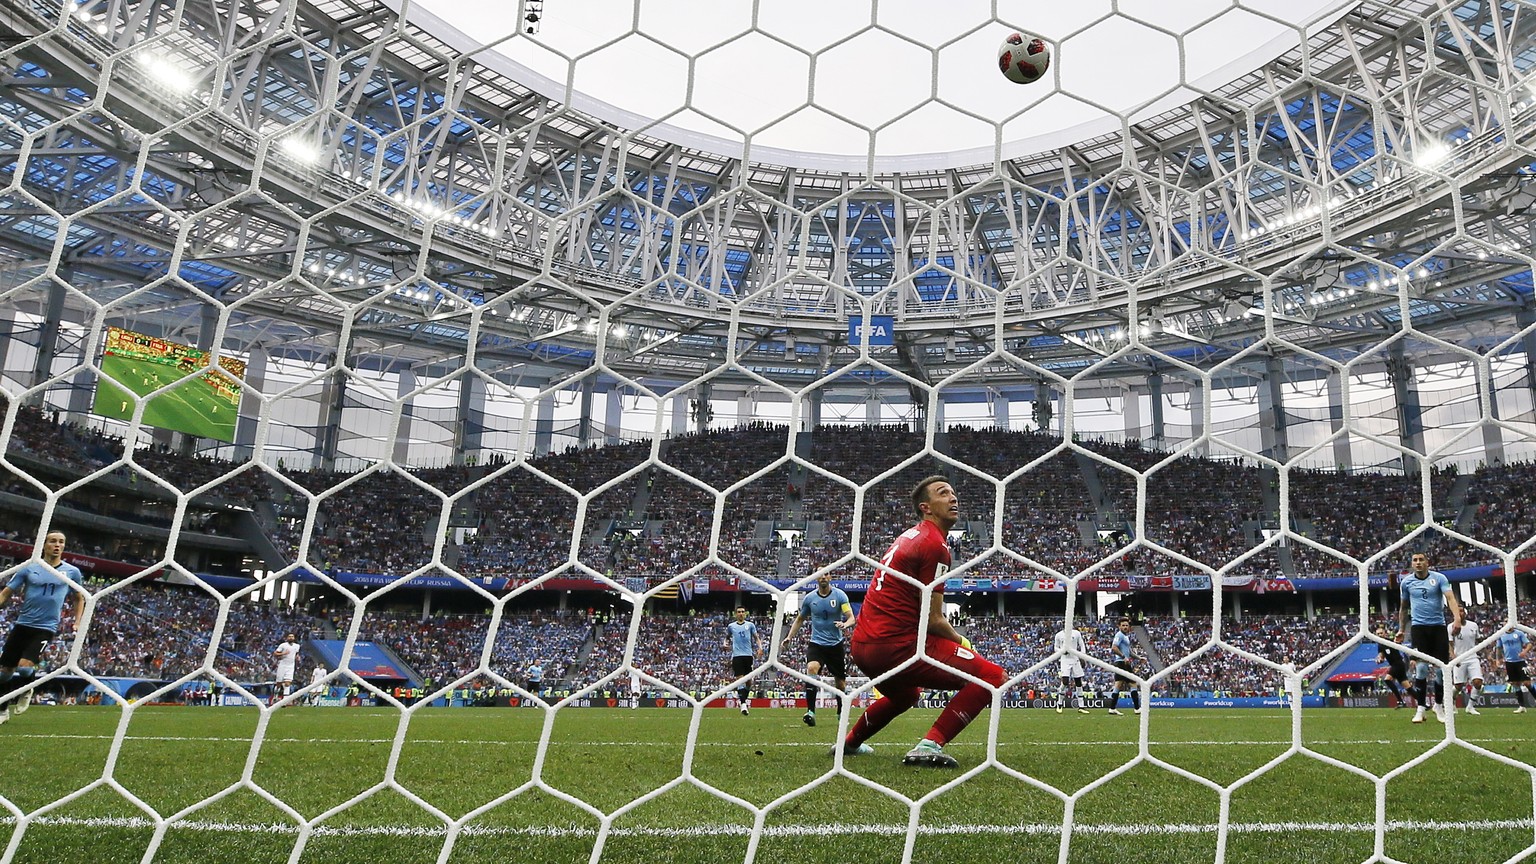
[1,705,1533,863]
[92,353,238,443]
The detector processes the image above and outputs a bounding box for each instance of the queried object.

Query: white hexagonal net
[0,0,1534,861]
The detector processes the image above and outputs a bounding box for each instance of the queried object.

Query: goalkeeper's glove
[959,635,972,650]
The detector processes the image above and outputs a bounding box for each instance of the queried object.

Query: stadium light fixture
[1413,142,1451,170]
[280,137,323,165]
[137,52,195,95]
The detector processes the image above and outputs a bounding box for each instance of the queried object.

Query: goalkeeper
[832,477,1005,768]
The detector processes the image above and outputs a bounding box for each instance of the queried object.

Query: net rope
[0,0,1532,862]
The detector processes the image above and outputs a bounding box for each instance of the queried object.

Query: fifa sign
[848,315,895,347]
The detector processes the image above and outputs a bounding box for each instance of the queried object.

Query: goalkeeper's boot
[1466,705,1481,715]
[1433,703,1446,723]
[828,741,874,758]
[902,739,959,769]
[11,690,30,715]
[803,710,816,727]
[1412,706,1426,723]
[1055,703,1063,714]
[1515,705,1528,714]
[1107,708,1122,715]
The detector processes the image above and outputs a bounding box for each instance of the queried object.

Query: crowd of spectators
[1146,614,1355,697]
[354,608,590,687]
[5,558,1534,706]
[14,406,1536,586]
[1285,467,1461,577]
[2,578,318,684]
[280,464,473,575]
[960,614,1124,696]
[1087,441,1282,577]
[638,425,789,579]
[948,428,1101,577]
[459,440,652,579]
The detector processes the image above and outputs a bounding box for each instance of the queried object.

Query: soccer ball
[998,32,1050,84]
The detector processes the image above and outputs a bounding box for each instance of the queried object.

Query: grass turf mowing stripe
[3,815,1530,839]
[9,733,1532,747]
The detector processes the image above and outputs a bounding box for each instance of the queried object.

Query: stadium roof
[0,0,1532,395]
[395,0,1360,171]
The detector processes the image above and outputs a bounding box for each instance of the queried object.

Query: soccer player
[271,633,300,704]
[0,530,86,724]
[1053,623,1091,714]
[724,606,762,716]
[834,475,1007,768]
[526,660,544,697]
[1396,552,1463,724]
[1374,624,1412,708]
[1496,628,1536,713]
[1106,617,1141,715]
[1450,614,1484,715]
[306,665,328,706]
[780,572,856,727]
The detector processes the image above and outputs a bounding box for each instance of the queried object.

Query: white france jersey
[1450,620,1481,656]
[1054,629,1087,656]
[274,641,299,677]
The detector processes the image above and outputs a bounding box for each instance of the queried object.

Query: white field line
[8,733,1532,748]
[1,814,1530,840]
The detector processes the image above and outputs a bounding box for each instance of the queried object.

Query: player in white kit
[305,664,327,706]
[272,633,299,705]
[1450,616,1484,716]
[1054,625,1091,714]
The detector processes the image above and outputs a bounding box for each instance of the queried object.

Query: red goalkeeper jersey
[854,519,951,642]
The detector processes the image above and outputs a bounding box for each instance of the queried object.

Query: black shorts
[806,641,847,679]
[1507,661,1530,684]
[1113,659,1135,682]
[1409,624,1451,666]
[731,655,753,678]
[1386,658,1408,680]
[0,625,54,668]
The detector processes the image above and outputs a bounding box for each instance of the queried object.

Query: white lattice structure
[0,0,1534,861]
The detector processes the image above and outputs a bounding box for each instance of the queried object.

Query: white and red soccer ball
[998,32,1050,85]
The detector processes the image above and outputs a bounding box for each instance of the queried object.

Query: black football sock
[805,685,815,713]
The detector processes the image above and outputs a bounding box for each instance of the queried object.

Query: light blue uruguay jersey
[802,588,850,646]
[1113,631,1133,662]
[727,620,758,657]
[1498,630,1530,663]
[8,559,81,631]
[1400,571,1450,626]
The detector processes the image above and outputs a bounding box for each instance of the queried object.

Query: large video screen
[91,326,246,443]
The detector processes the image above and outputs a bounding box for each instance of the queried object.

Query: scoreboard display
[91,326,247,443]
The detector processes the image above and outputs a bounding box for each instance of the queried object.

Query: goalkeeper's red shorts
[851,634,1004,690]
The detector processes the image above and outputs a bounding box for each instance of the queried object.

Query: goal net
[0,0,1532,862]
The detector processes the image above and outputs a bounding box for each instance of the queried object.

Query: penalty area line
[1,815,1531,839]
